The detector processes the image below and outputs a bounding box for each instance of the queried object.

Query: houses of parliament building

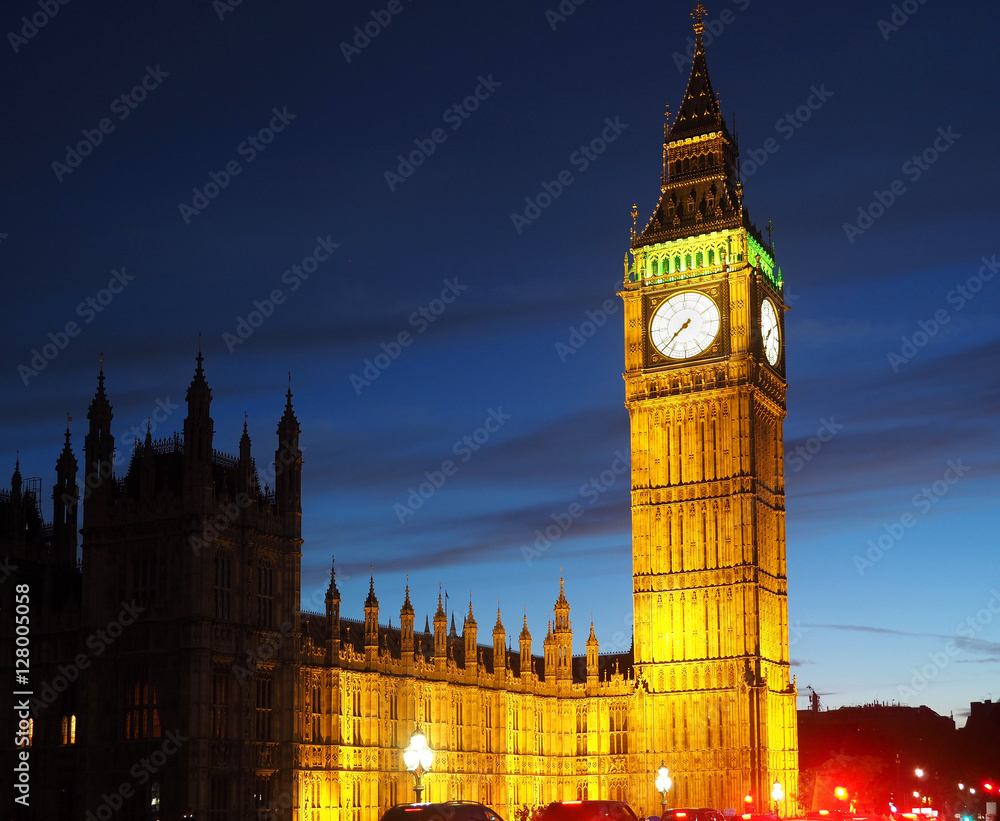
[0,7,798,820]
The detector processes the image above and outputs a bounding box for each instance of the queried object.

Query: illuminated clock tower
[622,4,798,813]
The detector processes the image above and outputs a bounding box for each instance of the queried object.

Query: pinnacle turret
[274,382,302,521]
[84,367,115,520]
[183,351,214,505]
[57,426,76,474]
[185,351,212,411]
[327,555,340,600]
[278,387,299,435]
[87,367,112,422]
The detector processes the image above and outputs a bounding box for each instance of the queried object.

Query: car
[661,808,726,821]
[380,802,506,821]
[538,800,641,821]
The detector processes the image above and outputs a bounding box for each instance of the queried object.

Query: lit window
[125,681,161,740]
[60,714,76,745]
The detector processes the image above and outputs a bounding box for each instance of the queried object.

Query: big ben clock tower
[623,4,798,813]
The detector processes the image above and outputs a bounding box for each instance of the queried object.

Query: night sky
[3,0,999,723]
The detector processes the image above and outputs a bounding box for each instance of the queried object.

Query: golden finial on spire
[692,2,707,31]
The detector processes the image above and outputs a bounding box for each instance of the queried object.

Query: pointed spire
[449,612,458,637]
[435,588,446,619]
[326,554,340,601]
[57,425,76,472]
[520,609,531,640]
[556,575,569,608]
[464,594,476,628]
[186,349,212,407]
[424,615,431,634]
[279,381,299,432]
[587,619,598,646]
[88,364,112,420]
[401,577,414,616]
[365,567,378,608]
[668,2,728,143]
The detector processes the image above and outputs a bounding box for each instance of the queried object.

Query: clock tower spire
[623,4,796,813]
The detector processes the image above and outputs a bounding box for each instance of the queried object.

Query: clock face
[761,298,780,366]
[649,291,721,360]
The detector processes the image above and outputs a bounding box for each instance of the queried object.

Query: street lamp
[772,782,784,817]
[656,763,673,818]
[403,726,434,802]
[915,769,925,779]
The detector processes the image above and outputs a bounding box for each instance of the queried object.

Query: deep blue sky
[3,0,999,723]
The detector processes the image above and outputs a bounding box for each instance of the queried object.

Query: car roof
[381,802,504,821]
[539,801,640,821]
[662,810,725,821]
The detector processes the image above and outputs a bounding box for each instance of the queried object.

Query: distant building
[957,699,1000,782]
[798,703,957,813]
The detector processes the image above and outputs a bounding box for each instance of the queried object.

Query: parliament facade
[0,7,797,820]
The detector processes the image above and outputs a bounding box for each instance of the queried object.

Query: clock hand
[667,318,691,345]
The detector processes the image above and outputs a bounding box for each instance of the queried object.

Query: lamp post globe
[772,781,784,817]
[655,763,672,817]
[403,726,434,802]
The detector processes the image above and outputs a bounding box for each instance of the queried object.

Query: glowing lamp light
[912,792,920,799]
[403,726,433,801]
[745,795,753,804]
[969,789,976,795]
[984,783,994,792]
[656,765,673,794]
[958,784,965,791]
[656,763,673,814]
[835,788,848,800]
[915,769,925,778]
